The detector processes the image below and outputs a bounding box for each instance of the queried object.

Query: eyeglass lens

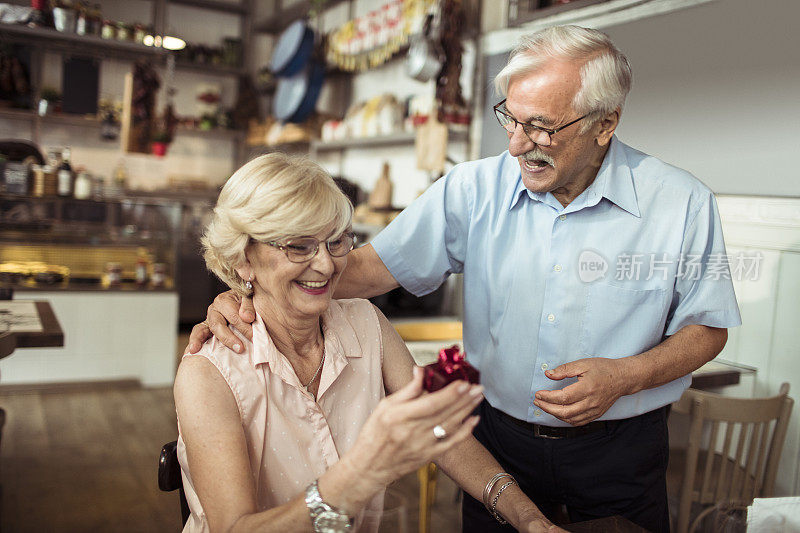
[283,233,355,262]
[494,108,551,146]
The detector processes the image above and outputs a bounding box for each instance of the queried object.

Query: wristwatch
[304,480,353,533]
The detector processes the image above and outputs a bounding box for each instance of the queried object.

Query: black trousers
[463,401,670,533]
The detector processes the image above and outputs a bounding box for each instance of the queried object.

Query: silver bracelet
[482,472,514,509]
[490,480,517,525]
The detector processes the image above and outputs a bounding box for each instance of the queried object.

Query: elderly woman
[175,153,559,532]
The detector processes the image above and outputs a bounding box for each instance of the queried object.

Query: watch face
[315,510,351,532]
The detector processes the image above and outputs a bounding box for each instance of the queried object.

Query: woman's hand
[185,290,256,354]
[342,367,484,491]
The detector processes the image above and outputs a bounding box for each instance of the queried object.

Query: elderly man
[190,25,740,532]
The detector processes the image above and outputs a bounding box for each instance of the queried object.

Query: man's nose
[507,125,536,157]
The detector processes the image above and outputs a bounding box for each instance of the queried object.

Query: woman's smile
[294,279,330,295]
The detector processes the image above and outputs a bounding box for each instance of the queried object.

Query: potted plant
[151,131,170,156]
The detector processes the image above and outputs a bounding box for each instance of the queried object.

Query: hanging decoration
[326,0,437,73]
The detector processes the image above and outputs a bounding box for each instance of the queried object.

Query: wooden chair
[668,383,793,533]
[392,320,462,533]
[158,440,190,526]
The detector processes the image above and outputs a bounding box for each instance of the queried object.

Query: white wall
[715,196,800,496]
[602,0,800,197]
[480,0,800,198]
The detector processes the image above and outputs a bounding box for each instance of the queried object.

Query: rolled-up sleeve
[370,170,472,297]
[665,192,742,335]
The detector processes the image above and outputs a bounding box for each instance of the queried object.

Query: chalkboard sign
[62,56,99,115]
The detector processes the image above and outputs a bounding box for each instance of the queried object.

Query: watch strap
[304,480,353,532]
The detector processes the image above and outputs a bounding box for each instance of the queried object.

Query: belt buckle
[533,424,562,440]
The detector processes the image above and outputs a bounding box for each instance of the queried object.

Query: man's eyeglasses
[259,232,356,263]
[493,99,588,146]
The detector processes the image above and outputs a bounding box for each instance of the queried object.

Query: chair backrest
[674,383,793,533]
[158,440,190,525]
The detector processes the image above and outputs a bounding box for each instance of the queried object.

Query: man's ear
[595,108,620,147]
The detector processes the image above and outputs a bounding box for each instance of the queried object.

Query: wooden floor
[0,382,461,532]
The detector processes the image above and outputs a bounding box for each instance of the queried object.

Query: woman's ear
[234,261,253,285]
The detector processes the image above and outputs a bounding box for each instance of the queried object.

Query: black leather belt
[498,409,609,439]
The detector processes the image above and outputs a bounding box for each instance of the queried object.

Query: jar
[101,20,115,39]
[133,24,146,44]
[31,164,45,197]
[135,257,148,287]
[4,162,30,195]
[105,262,122,287]
[74,171,92,199]
[116,22,130,41]
[151,263,166,288]
[42,164,58,196]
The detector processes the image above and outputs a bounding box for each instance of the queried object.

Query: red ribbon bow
[437,345,465,375]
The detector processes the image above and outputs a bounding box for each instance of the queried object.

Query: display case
[0,194,180,291]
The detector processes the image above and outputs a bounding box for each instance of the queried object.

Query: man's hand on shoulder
[184,290,256,355]
[533,357,634,426]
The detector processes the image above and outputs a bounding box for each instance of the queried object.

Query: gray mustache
[523,149,555,166]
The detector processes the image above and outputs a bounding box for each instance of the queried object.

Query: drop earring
[245,280,253,292]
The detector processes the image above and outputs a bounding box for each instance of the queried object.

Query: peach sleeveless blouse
[177,298,386,532]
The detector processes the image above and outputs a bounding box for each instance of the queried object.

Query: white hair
[202,153,353,295]
[494,25,632,130]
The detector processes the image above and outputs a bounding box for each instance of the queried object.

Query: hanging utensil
[406,13,443,82]
[270,19,315,77]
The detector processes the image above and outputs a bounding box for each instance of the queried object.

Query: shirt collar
[506,136,640,218]
[250,300,363,379]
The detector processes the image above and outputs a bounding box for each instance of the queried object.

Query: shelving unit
[0,108,245,144]
[310,130,468,154]
[0,23,166,62]
[0,0,253,167]
[169,0,248,15]
[173,59,247,77]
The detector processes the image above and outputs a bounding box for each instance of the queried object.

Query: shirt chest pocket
[579,282,669,358]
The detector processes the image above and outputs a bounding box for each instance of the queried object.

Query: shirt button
[554,264,562,272]
[559,214,567,221]
[541,363,548,371]
[534,410,542,417]
[547,313,555,322]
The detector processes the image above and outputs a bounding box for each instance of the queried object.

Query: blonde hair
[494,25,632,132]
[202,153,353,295]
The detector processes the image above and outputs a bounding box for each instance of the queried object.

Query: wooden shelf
[174,60,245,76]
[310,129,468,152]
[247,141,311,152]
[0,110,243,144]
[168,0,248,14]
[254,0,350,34]
[0,23,165,61]
[0,109,100,127]
[176,126,245,141]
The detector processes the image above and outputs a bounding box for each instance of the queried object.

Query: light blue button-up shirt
[371,136,741,426]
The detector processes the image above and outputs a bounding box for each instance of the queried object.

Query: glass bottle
[57,147,74,197]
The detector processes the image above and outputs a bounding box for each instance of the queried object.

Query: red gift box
[422,345,480,392]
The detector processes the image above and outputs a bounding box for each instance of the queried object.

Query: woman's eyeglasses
[260,232,356,263]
